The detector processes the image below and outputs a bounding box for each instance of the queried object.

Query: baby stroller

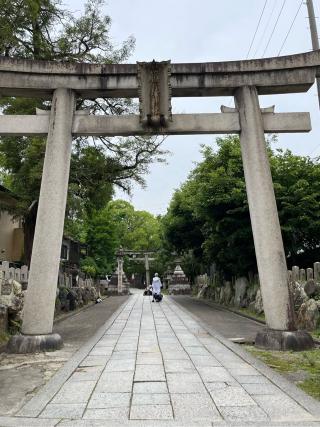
[143,285,152,296]
[153,293,163,302]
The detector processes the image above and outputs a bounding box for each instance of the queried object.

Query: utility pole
[306,0,320,108]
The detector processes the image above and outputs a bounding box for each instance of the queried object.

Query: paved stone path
[1,292,320,426]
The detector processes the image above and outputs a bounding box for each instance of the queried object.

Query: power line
[246,0,269,59]
[253,0,278,57]
[278,0,304,56]
[262,0,287,57]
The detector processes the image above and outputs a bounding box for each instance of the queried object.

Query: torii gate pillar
[235,86,313,350]
[7,88,75,353]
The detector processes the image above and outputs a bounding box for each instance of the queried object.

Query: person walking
[151,273,162,302]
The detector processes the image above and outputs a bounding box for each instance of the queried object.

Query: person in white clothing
[151,273,162,302]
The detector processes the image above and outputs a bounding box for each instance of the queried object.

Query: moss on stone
[246,345,320,400]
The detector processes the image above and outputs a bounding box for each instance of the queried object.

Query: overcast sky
[67,0,320,215]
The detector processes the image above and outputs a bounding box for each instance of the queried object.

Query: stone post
[145,254,150,287]
[7,88,75,353]
[314,262,320,282]
[235,86,313,350]
[1,261,9,280]
[292,266,300,282]
[299,269,306,283]
[117,257,123,294]
[306,268,313,281]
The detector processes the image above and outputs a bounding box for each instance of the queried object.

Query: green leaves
[83,200,162,276]
[163,136,320,278]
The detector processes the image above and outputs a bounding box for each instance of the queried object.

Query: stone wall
[0,262,100,335]
[195,263,320,331]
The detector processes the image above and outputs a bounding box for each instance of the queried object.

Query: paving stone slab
[234,375,272,384]
[253,394,315,421]
[136,355,163,365]
[133,381,168,394]
[167,378,207,394]
[39,403,86,419]
[205,381,238,391]
[138,346,161,353]
[87,392,131,408]
[51,381,96,404]
[104,358,135,372]
[115,343,138,351]
[79,356,108,367]
[130,405,173,420]
[210,385,257,407]
[131,393,171,405]
[189,354,222,367]
[198,366,236,383]
[83,407,129,420]
[0,418,60,426]
[229,367,262,377]
[134,364,166,382]
[184,346,210,356]
[170,393,222,421]
[110,350,137,359]
[218,405,269,422]
[68,366,103,382]
[161,351,190,360]
[95,372,134,393]
[164,359,195,373]
[89,347,113,357]
[242,382,284,395]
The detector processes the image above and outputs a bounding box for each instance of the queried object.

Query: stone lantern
[168,261,191,295]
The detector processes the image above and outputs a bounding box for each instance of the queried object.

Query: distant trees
[81,200,162,277]
[163,136,320,278]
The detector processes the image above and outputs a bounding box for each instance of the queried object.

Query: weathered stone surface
[297,299,320,330]
[6,333,63,353]
[306,268,313,281]
[255,328,314,351]
[289,281,308,311]
[0,304,8,333]
[304,279,320,298]
[299,268,306,283]
[219,287,225,304]
[225,281,233,304]
[214,287,221,302]
[314,261,320,282]
[234,277,248,308]
[20,88,75,340]
[254,289,263,314]
[0,279,24,322]
[292,266,300,282]
[247,283,258,304]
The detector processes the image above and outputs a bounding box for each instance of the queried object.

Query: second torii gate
[2,50,320,353]
[117,249,156,289]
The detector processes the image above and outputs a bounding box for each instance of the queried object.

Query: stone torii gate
[119,249,156,288]
[2,51,320,353]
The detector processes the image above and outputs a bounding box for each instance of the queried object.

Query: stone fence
[0,261,28,285]
[0,260,100,335]
[195,262,320,332]
[288,262,320,283]
[0,261,94,290]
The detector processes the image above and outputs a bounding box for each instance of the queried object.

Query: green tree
[82,200,162,276]
[0,0,167,263]
[163,136,320,278]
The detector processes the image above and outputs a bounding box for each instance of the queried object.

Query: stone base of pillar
[6,333,63,354]
[255,328,314,351]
